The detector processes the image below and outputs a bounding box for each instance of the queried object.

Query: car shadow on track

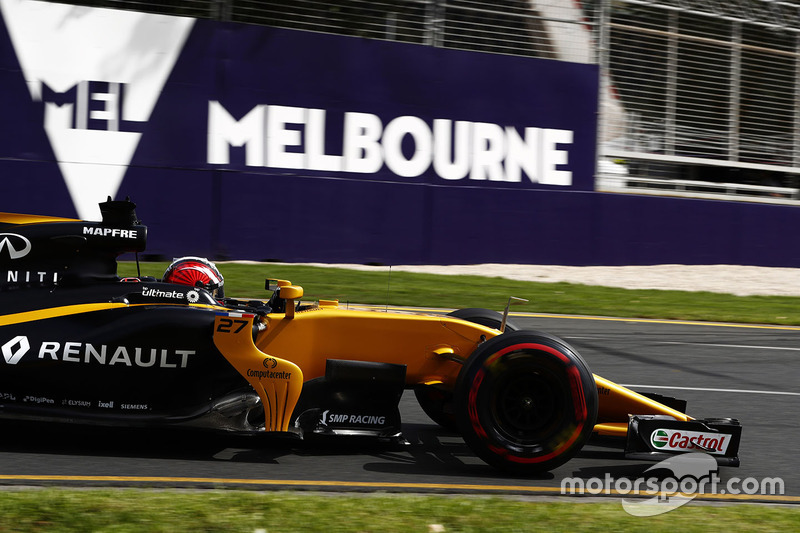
[0,420,557,480]
[221,423,553,481]
[0,420,293,462]
[0,420,660,483]
[356,423,558,481]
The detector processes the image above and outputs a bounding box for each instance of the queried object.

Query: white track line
[657,341,800,351]
[622,384,800,397]
[568,335,800,351]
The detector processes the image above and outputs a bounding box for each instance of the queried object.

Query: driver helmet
[163,256,224,298]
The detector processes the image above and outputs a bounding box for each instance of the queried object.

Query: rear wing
[0,198,147,290]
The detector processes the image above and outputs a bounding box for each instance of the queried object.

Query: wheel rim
[490,361,567,444]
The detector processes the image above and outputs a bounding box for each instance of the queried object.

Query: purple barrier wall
[202,175,800,266]
[1,2,799,267]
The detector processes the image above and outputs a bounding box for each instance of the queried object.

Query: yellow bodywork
[213,314,303,432]
[256,307,482,386]
[593,375,691,437]
[0,280,692,437]
[212,281,694,437]
[0,212,79,224]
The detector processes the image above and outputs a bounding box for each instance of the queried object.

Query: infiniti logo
[0,233,31,260]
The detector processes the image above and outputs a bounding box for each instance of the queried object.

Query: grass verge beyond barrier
[0,489,796,532]
[120,262,800,325]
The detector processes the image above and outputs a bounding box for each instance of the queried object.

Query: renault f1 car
[0,199,741,474]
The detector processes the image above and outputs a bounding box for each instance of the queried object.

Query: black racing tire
[413,384,458,432]
[453,330,598,474]
[447,308,519,332]
[414,308,518,431]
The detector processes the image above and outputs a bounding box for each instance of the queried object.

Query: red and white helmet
[163,257,224,297]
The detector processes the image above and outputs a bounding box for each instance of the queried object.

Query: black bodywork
[0,199,405,439]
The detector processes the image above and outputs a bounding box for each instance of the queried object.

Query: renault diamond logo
[2,336,30,365]
[0,234,32,260]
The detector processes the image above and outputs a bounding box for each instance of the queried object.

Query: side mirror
[265,278,292,291]
[279,285,303,301]
[279,284,303,318]
[264,279,303,318]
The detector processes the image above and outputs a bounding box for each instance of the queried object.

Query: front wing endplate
[625,415,742,466]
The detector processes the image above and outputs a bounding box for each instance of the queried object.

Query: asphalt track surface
[0,312,798,504]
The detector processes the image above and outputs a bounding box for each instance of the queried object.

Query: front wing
[625,415,742,466]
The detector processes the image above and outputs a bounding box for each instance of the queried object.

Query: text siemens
[207,102,574,185]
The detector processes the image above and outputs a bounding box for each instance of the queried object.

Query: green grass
[0,489,795,532]
[120,262,800,326]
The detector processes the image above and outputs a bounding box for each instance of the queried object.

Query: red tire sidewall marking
[468,368,488,439]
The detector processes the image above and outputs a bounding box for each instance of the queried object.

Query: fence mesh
[602,1,800,192]
[27,1,800,202]
[50,1,599,61]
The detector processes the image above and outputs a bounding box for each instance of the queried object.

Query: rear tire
[415,308,517,431]
[453,330,598,474]
[413,384,457,431]
[447,308,519,332]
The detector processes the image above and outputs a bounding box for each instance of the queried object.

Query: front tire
[453,330,598,474]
